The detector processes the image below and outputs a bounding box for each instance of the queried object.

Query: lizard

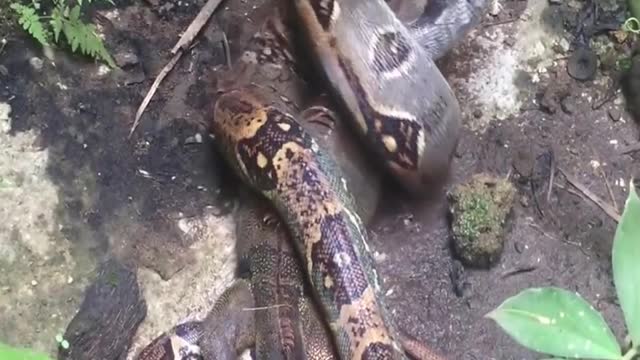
[133,0,488,358]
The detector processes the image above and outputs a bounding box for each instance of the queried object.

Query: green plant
[0,342,52,360]
[10,0,116,67]
[486,180,640,359]
[625,0,640,34]
[54,334,69,350]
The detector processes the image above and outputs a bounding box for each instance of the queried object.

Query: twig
[128,0,225,138]
[526,219,589,256]
[558,168,621,223]
[501,266,537,279]
[591,90,617,110]
[171,0,225,54]
[242,304,287,311]
[619,142,640,155]
[599,167,617,210]
[222,32,231,68]
[591,147,618,210]
[554,183,582,198]
[546,155,555,202]
[129,51,184,138]
[483,17,520,27]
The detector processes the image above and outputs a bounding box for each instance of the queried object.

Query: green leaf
[486,287,621,359]
[69,5,80,21]
[10,3,49,46]
[612,181,640,345]
[50,8,63,43]
[0,342,52,360]
[61,16,116,67]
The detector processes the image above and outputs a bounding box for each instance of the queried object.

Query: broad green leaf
[0,342,51,360]
[612,181,640,345]
[630,0,640,21]
[486,287,621,359]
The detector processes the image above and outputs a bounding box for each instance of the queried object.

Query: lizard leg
[300,105,338,133]
[197,279,256,360]
[398,332,448,360]
[235,194,308,360]
[135,279,255,360]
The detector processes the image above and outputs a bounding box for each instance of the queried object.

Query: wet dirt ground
[1,0,638,359]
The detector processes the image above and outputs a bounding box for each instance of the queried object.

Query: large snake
[134,0,487,359]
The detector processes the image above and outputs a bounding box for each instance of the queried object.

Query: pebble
[373,251,387,263]
[185,133,203,144]
[514,241,525,253]
[67,276,74,284]
[560,97,576,115]
[31,280,38,286]
[608,108,621,122]
[29,57,43,71]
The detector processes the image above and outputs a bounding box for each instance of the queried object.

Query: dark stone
[59,258,146,360]
[567,46,598,81]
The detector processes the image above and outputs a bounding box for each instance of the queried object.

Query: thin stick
[600,167,618,210]
[590,147,618,210]
[171,0,225,54]
[546,155,555,202]
[619,142,640,155]
[222,31,231,68]
[554,183,582,198]
[129,0,225,138]
[129,51,184,138]
[242,304,287,311]
[558,168,621,223]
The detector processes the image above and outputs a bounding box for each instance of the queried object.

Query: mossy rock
[448,173,515,269]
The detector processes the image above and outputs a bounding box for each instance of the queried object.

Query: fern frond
[50,7,63,42]
[60,8,116,67]
[10,3,49,45]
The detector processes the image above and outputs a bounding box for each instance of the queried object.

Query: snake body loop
[134,1,488,358]
[211,86,405,358]
[292,0,464,193]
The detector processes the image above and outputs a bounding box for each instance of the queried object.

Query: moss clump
[449,173,515,269]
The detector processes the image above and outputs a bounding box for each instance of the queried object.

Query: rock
[608,108,621,122]
[114,51,139,68]
[567,46,598,81]
[560,96,576,115]
[512,147,535,180]
[29,57,43,71]
[448,173,516,269]
[622,55,640,123]
[59,259,146,360]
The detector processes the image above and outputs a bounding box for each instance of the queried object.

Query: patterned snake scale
[134,0,488,359]
[293,0,473,193]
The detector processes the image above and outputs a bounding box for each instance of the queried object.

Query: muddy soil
[0,0,638,359]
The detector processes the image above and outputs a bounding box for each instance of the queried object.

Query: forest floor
[0,0,638,358]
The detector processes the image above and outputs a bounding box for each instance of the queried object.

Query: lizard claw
[300,105,337,132]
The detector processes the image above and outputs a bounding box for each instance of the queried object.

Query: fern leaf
[69,5,80,21]
[50,8,63,43]
[10,3,49,45]
[60,12,116,67]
